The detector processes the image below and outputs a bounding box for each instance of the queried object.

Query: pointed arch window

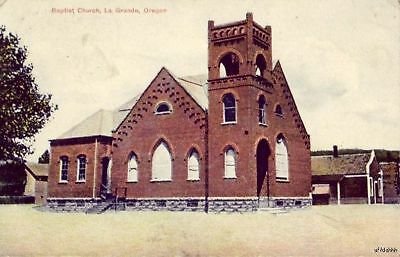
[224,147,237,179]
[187,150,200,181]
[76,155,87,182]
[127,153,138,182]
[219,52,240,77]
[152,141,172,181]
[275,135,289,181]
[275,104,283,117]
[59,156,69,182]
[223,93,236,123]
[258,95,267,125]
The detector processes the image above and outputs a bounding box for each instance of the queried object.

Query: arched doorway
[256,139,270,197]
[100,157,112,198]
[101,157,109,186]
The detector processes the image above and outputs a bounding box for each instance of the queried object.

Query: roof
[311,153,371,176]
[113,94,141,129]
[56,109,115,139]
[175,74,208,109]
[53,69,209,140]
[25,163,49,177]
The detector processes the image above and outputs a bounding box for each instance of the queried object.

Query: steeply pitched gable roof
[53,68,208,140]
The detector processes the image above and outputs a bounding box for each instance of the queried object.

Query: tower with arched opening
[207,13,311,207]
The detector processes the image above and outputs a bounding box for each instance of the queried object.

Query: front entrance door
[101,157,109,186]
[256,139,271,198]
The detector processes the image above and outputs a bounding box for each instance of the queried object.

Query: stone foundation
[46,196,312,213]
[208,198,258,212]
[123,198,206,212]
[46,198,103,212]
[259,197,312,208]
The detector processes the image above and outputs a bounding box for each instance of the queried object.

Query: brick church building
[47,13,312,212]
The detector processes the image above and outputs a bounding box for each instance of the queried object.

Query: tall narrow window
[127,153,138,182]
[223,93,236,123]
[152,141,172,181]
[224,147,236,178]
[275,135,289,181]
[77,155,87,182]
[59,156,69,182]
[275,104,283,116]
[187,150,200,181]
[258,95,267,125]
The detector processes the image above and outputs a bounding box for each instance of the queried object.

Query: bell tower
[208,12,272,81]
[207,13,276,198]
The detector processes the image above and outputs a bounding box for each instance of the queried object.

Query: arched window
[127,153,138,182]
[223,93,236,123]
[255,54,267,77]
[155,102,172,115]
[275,135,289,181]
[152,141,172,181]
[258,95,267,125]
[187,150,200,181]
[59,156,69,182]
[275,104,283,116]
[224,147,237,178]
[219,52,240,77]
[76,155,87,182]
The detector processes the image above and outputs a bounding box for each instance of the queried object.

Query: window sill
[221,121,237,125]
[127,180,138,183]
[187,178,200,182]
[275,113,284,118]
[150,179,172,182]
[259,122,268,127]
[223,176,237,179]
[276,178,290,183]
[58,181,68,184]
[75,180,86,184]
[155,111,172,115]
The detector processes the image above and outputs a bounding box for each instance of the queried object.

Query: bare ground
[0,204,399,257]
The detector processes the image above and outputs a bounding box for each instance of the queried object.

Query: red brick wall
[111,68,207,198]
[48,137,111,198]
[206,80,311,197]
[207,13,311,198]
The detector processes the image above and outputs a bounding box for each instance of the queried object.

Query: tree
[0,26,57,160]
[38,149,50,164]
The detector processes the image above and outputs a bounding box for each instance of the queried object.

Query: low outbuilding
[312,148,380,204]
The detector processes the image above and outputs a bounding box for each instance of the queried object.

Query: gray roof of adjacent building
[25,163,49,177]
[311,153,371,176]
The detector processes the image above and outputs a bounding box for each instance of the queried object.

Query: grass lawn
[0,204,399,256]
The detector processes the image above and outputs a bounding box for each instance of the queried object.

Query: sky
[0,0,399,162]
